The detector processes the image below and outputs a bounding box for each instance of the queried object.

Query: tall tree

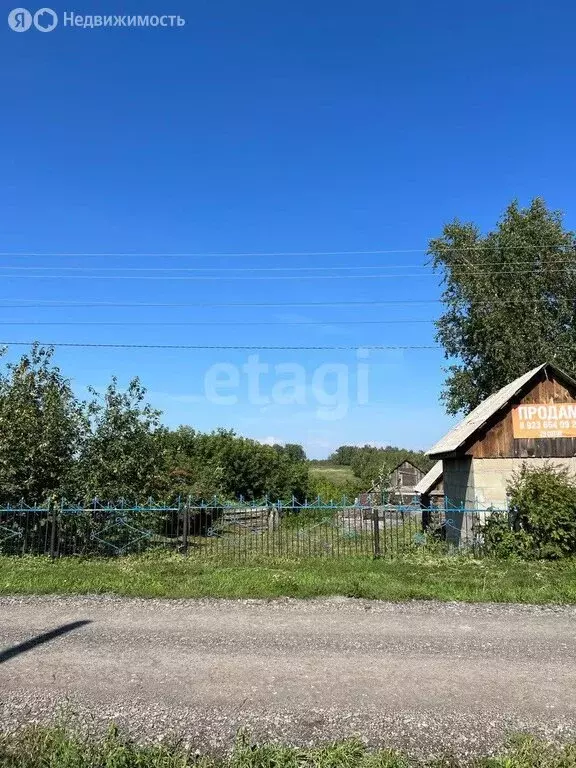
[77,377,164,501]
[430,198,576,414]
[0,344,85,502]
[160,428,309,500]
[274,443,306,462]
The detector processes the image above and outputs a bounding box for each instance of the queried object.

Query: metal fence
[0,498,494,559]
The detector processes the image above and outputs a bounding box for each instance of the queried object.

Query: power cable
[0,341,440,351]
[0,320,436,326]
[0,258,575,272]
[0,244,573,257]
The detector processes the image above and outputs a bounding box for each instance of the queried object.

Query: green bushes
[481,464,576,559]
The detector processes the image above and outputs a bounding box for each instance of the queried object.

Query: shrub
[481,464,576,559]
[480,512,534,559]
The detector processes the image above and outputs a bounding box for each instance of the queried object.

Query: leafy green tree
[306,474,363,501]
[328,445,359,465]
[0,344,85,503]
[328,445,432,485]
[76,377,164,501]
[430,198,576,415]
[275,443,306,462]
[160,428,309,500]
[159,426,228,498]
[346,445,432,486]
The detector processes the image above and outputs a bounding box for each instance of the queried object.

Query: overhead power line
[0,273,440,281]
[0,265,412,272]
[0,341,440,351]
[0,266,574,281]
[0,263,574,281]
[0,299,441,307]
[0,244,573,257]
[0,295,567,308]
[0,320,436,326]
[0,259,575,273]
[0,249,426,257]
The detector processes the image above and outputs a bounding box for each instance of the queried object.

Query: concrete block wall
[443,457,475,509]
[442,457,475,545]
[471,457,576,509]
[442,456,576,547]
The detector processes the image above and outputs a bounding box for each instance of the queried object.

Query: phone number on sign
[519,419,576,437]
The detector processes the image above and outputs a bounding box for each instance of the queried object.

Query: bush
[481,464,576,559]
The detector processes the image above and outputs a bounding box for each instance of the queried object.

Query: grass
[309,465,358,486]
[0,552,575,602]
[1,726,576,767]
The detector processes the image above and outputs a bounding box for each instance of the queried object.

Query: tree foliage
[160,428,309,500]
[0,345,436,504]
[327,444,433,487]
[274,443,307,462]
[0,344,86,503]
[430,198,576,415]
[76,377,164,501]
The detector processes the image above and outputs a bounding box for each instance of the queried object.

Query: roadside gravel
[1,596,575,759]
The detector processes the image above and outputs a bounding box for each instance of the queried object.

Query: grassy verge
[0,553,575,602]
[1,726,575,768]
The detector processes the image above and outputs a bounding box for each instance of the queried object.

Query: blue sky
[2,0,576,457]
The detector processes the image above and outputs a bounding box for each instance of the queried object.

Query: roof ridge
[428,363,573,457]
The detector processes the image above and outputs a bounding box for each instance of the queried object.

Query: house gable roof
[428,363,576,458]
[389,458,424,474]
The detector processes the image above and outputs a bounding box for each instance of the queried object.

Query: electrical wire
[0,259,575,272]
[0,341,440,351]
[0,320,436,326]
[0,244,573,257]
[0,299,440,308]
[0,266,574,280]
[0,297,563,308]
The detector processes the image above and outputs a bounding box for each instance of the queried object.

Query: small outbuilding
[388,459,426,503]
[428,362,576,521]
[414,460,444,509]
[360,459,426,506]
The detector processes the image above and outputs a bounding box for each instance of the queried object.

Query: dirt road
[1,596,575,757]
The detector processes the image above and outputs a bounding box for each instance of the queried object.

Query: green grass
[1,552,575,602]
[1,726,576,768]
[309,465,358,485]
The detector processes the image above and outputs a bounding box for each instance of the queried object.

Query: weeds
[0,553,575,603]
[0,727,575,768]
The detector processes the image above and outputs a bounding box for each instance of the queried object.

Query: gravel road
[1,596,576,758]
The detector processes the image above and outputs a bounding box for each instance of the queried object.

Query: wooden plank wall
[391,462,425,489]
[467,374,576,459]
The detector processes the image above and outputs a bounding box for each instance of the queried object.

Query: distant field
[309,464,357,485]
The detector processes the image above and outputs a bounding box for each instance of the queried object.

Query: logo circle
[8,8,32,31]
[33,7,58,31]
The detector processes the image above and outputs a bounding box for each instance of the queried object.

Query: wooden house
[427,362,576,543]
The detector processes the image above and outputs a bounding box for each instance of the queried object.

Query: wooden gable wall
[465,372,576,459]
[390,461,424,488]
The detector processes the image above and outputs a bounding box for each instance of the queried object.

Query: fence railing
[0,498,493,559]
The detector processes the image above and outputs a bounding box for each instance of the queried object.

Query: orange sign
[512,403,576,439]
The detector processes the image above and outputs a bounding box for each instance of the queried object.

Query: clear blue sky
[2,0,576,457]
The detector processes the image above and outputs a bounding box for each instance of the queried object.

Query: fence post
[372,507,381,559]
[182,496,190,554]
[49,498,58,559]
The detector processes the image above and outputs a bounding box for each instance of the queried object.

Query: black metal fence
[0,499,491,559]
